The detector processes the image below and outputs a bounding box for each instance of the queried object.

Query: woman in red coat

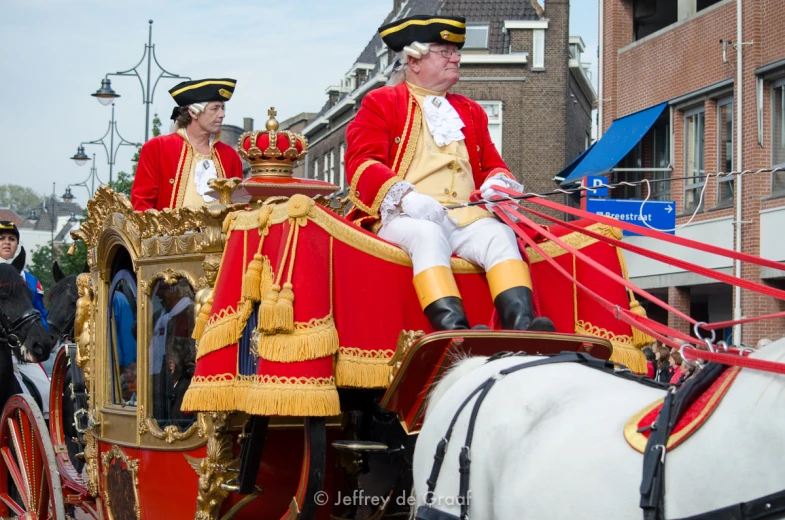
[131,78,243,211]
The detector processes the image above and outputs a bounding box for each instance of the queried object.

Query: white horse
[412,340,785,519]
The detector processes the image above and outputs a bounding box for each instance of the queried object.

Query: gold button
[444,188,450,194]
[452,191,457,197]
[355,190,361,198]
[447,163,454,170]
[169,179,175,184]
[394,137,401,144]
[455,166,461,172]
[477,145,481,151]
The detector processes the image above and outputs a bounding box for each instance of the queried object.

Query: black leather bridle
[0,303,41,351]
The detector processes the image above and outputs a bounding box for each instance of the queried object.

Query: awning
[555,102,668,185]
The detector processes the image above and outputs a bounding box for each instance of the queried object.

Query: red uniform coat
[131,132,243,211]
[344,82,513,227]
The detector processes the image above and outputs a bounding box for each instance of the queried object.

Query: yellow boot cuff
[486,259,532,300]
[413,266,461,310]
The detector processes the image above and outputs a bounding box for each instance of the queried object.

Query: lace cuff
[380,180,415,225]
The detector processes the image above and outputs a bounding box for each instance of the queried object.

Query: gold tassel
[335,357,392,389]
[609,340,646,374]
[629,297,655,347]
[192,297,213,341]
[255,317,339,362]
[260,256,273,299]
[259,284,280,333]
[274,282,295,333]
[242,254,264,302]
[181,379,250,413]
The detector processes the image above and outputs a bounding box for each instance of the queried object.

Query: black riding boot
[494,286,555,331]
[423,296,470,331]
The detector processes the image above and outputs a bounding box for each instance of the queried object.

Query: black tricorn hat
[378,15,466,53]
[0,221,19,240]
[168,78,236,120]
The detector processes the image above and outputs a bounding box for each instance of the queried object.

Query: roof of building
[0,209,23,226]
[18,200,83,233]
[311,0,542,121]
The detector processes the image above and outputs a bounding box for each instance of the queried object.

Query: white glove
[401,191,446,223]
[480,174,523,201]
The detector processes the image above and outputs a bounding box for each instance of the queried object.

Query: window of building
[323,152,330,182]
[651,120,671,201]
[684,107,706,212]
[329,150,335,185]
[772,79,785,193]
[697,0,723,11]
[312,158,318,180]
[633,0,677,41]
[532,30,545,70]
[717,97,734,205]
[377,47,388,71]
[339,143,346,190]
[465,24,489,50]
[478,101,503,154]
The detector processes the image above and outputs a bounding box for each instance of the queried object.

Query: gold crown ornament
[238,108,308,177]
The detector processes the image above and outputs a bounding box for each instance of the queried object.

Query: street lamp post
[91,19,190,142]
[71,103,137,184]
[28,184,79,258]
[67,153,103,198]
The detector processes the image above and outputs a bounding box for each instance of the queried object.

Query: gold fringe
[180,377,252,412]
[244,384,340,416]
[260,256,273,298]
[335,356,392,389]
[242,254,264,302]
[196,301,255,359]
[192,298,213,340]
[608,340,646,374]
[259,284,280,333]
[255,316,339,362]
[274,282,295,333]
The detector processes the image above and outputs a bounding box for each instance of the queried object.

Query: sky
[0,0,598,209]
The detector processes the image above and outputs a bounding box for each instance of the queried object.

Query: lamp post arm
[81,139,111,167]
[106,70,147,105]
[150,69,191,105]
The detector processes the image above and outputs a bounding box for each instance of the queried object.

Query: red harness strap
[490,202,698,350]
[682,346,785,375]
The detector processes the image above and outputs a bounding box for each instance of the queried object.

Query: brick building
[585,0,785,344]
[302,0,596,200]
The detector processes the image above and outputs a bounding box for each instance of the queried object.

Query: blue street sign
[585,198,676,236]
[584,175,608,197]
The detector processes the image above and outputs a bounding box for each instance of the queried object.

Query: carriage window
[149,278,196,431]
[108,271,138,406]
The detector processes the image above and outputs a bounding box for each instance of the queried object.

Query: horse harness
[417,351,785,520]
[0,298,42,350]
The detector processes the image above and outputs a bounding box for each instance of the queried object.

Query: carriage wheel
[0,394,66,519]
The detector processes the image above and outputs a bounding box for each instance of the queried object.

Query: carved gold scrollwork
[145,268,198,295]
[74,273,94,380]
[82,409,100,497]
[388,330,426,384]
[70,186,242,262]
[313,195,353,217]
[207,177,243,206]
[139,414,204,444]
[102,445,141,520]
[185,412,236,520]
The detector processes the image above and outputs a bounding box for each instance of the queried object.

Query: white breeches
[378,216,522,276]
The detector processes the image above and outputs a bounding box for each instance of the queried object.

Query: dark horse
[0,252,56,412]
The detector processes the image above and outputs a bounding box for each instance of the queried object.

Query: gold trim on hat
[380,18,466,37]
[170,80,236,97]
[440,30,466,43]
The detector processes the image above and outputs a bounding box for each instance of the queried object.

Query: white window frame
[716,96,734,205]
[464,24,490,50]
[377,46,389,71]
[772,78,785,193]
[329,150,335,185]
[312,158,318,180]
[478,101,503,155]
[651,121,671,201]
[684,106,706,212]
[323,152,330,182]
[339,143,346,190]
[532,29,545,70]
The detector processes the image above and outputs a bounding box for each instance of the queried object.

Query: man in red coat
[131,78,244,211]
[345,16,552,332]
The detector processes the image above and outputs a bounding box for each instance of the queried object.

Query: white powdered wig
[388,41,431,86]
[188,102,207,117]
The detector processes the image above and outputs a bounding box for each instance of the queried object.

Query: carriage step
[332,440,400,453]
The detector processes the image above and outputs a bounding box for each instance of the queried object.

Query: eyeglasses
[430,48,461,60]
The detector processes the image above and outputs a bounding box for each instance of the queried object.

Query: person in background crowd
[0,221,47,329]
[642,346,656,379]
[669,349,684,386]
[653,342,672,384]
